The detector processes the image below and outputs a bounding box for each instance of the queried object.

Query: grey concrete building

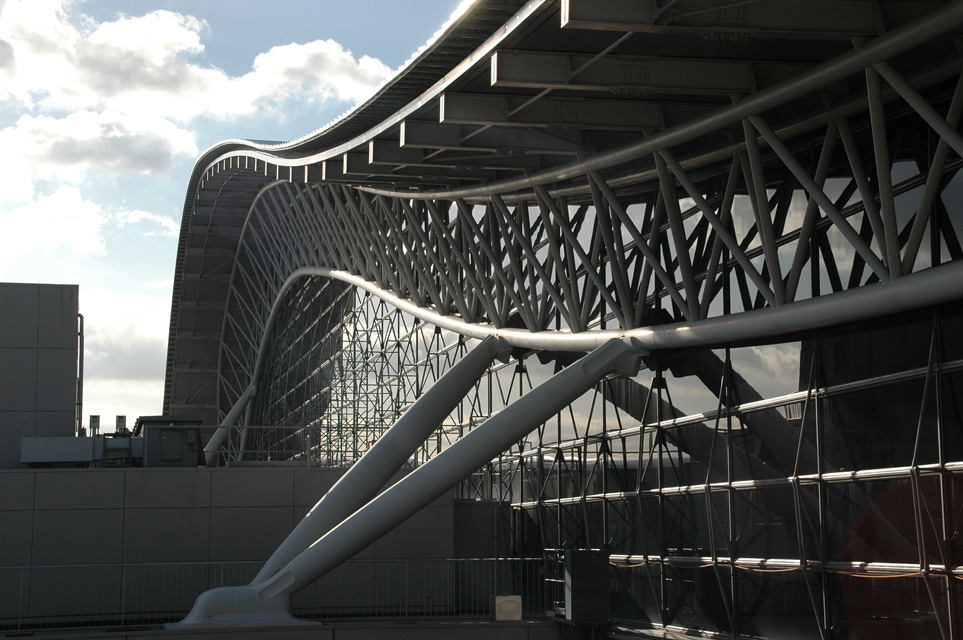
[0,283,79,468]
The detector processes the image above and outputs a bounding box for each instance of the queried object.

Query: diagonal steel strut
[251,335,511,584]
[173,338,642,627]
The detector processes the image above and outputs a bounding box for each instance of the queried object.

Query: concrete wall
[0,283,79,468]
[0,466,455,568]
[0,466,526,627]
[454,500,514,558]
[38,620,560,640]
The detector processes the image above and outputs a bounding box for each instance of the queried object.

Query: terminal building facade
[4,1,963,638]
[163,0,963,636]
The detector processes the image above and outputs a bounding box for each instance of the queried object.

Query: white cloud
[0,0,399,425]
[0,186,109,262]
[0,4,209,114]
[0,110,198,202]
[223,39,392,112]
[85,9,206,64]
[0,184,179,278]
[80,287,171,379]
[114,209,180,238]
[146,279,174,290]
[83,378,165,426]
[79,286,170,421]
[0,1,393,121]
[0,0,392,208]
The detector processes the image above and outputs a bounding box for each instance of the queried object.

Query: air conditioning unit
[564,549,610,622]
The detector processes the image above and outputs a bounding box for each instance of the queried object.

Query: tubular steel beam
[230,258,963,358]
[251,335,511,584]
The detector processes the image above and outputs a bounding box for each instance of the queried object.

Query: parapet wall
[0,466,457,568]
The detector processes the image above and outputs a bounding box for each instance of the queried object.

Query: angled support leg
[252,336,511,584]
[173,335,511,627]
[174,338,641,627]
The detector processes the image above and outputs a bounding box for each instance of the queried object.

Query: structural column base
[167,585,319,628]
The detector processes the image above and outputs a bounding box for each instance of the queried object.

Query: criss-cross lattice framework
[216,82,963,426]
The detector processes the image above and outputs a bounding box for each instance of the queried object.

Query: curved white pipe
[208,259,963,457]
[285,260,963,352]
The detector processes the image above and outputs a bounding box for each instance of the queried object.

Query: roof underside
[164,0,963,419]
[196,0,960,190]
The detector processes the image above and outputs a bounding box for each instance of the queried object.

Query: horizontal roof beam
[368,140,425,165]
[343,152,497,180]
[369,139,543,171]
[440,93,663,131]
[400,120,585,154]
[491,51,840,95]
[561,0,882,39]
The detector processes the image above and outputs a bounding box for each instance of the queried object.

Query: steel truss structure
[166,1,963,637]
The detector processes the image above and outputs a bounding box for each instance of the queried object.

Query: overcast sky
[0,0,467,425]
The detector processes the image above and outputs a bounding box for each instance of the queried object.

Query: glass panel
[948,474,963,568]
[651,425,698,489]
[556,451,584,500]
[733,403,816,478]
[940,371,963,462]
[737,570,823,639]
[637,496,662,558]
[727,413,776,483]
[607,434,641,493]
[830,574,946,639]
[663,363,723,418]
[731,486,798,560]
[607,370,656,424]
[729,341,804,402]
[610,562,662,625]
[664,493,710,557]
[707,490,733,559]
[952,578,963,639]
[512,507,543,557]
[940,301,963,362]
[606,499,640,554]
[816,309,932,387]
[796,483,823,561]
[824,479,922,565]
[663,565,731,632]
[820,376,935,471]
[536,505,562,551]
[584,500,606,548]
[557,503,587,549]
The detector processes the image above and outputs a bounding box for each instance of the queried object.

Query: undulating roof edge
[163,0,526,415]
[184,0,524,175]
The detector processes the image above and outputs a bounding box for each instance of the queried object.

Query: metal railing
[0,557,544,632]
